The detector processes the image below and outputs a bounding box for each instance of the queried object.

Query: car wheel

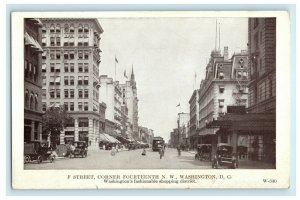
[232,161,237,169]
[49,156,54,163]
[24,155,31,164]
[37,155,43,164]
[215,160,219,169]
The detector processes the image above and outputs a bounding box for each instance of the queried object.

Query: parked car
[195,144,212,161]
[212,143,238,169]
[70,141,88,158]
[24,141,55,164]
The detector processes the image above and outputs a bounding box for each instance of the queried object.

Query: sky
[98,17,248,141]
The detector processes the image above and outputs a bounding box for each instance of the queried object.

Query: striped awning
[99,133,121,144]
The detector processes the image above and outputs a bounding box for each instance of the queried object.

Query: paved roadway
[24,148,275,170]
[24,148,212,170]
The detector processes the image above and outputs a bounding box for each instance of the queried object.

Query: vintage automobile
[195,144,212,161]
[70,141,88,158]
[212,143,238,169]
[24,141,55,164]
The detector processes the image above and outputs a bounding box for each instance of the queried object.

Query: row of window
[43,36,90,47]
[42,102,89,112]
[43,50,90,60]
[43,89,90,99]
[42,76,89,86]
[43,24,90,34]
[215,71,248,80]
[24,59,39,82]
[218,99,247,109]
[42,63,90,73]
[248,75,275,107]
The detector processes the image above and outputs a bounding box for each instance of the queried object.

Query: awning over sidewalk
[116,136,131,144]
[24,32,43,52]
[206,113,276,132]
[99,133,121,144]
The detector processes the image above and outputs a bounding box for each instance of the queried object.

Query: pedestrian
[159,147,164,159]
[177,145,181,156]
[141,148,146,156]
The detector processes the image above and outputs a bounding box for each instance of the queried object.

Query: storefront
[207,113,275,165]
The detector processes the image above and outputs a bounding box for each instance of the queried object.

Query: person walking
[141,148,146,156]
[159,147,164,159]
[177,145,181,157]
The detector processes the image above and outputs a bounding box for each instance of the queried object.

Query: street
[24,148,274,170]
[25,148,211,170]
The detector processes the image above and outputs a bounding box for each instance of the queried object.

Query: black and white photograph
[11,11,290,189]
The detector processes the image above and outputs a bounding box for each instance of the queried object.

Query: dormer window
[237,71,242,78]
[219,72,224,79]
[239,58,244,68]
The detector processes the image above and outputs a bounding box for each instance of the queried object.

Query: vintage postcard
[12,11,291,189]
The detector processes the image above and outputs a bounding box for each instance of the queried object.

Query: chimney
[224,46,229,61]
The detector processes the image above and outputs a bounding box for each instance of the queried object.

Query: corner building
[41,18,103,147]
[197,47,249,155]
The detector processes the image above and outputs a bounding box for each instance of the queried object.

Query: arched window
[78,24,83,33]
[56,24,61,33]
[64,24,69,33]
[84,24,89,33]
[70,24,75,33]
[50,24,55,33]
[30,93,34,110]
[35,94,39,110]
[25,90,29,108]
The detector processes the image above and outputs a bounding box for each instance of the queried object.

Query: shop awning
[99,133,121,144]
[116,136,131,144]
[206,113,276,132]
[29,18,43,26]
[24,32,43,52]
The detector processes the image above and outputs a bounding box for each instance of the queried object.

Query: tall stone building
[248,18,276,113]
[120,67,139,140]
[247,17,276,163]
[41,18,103,147]
[99,76,123,136]
[188,89,199,149]
[206,18,276,165]
[197,47,249,155]
[24,18,43,142]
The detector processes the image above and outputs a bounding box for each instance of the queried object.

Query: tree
[42,106,73,146]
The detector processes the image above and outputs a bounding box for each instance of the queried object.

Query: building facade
[41,18,103,147]
[248,18,276,113]
[188,89,199,149]
[120,67,139,140]
[247,17,276,163]
[24,18,44,142]
[99,76,125,137]
[197,47,249,148]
